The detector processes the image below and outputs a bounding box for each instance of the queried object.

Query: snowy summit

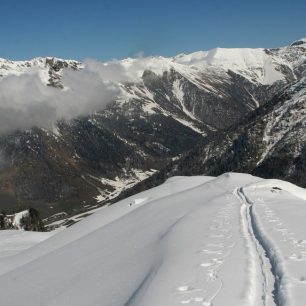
[0,173,306,305]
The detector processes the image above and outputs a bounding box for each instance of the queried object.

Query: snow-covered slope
[174,48,285,85]
[1,173,306,305]
[0,230,54,259]
[173,38,305,85]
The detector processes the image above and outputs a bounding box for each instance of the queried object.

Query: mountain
[0,39,305,224]
[159,77,306,188]
[0,173,306,305]
[0,57,81,87]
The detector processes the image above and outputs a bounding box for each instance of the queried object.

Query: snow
[257,78,306,165]
[95,168,157,203]
[11,210,30,230]
[173,48,286,85]
[171,114,206,135]
[2,209,32,230]
[0,173,306,305]
[0,57,80,83]
[172,79,202,123]
[237,179,306,305]
[109,56,175,82]
[2,40,301,92]
[290,38,306,47]
[0,230,54,259]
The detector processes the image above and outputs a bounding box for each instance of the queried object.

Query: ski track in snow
[235,184,306,306]
[235,187,275,306]
[1,173,306,305]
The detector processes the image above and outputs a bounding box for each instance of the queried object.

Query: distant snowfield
[0,173,306,306]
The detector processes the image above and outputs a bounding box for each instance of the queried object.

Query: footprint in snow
[177,285,192,292]
[268,219,280,223]
[289,253,306,261]
[293,239,306,247]
[181,297,205,304]
[193,297,204,302]
[200,262,214,268]
[207,270,217,281]
[201,249,223,255]
[264,210,274,214]
[209,233,232,239]
[206,243,224,248]
[177,285,202,293]
[277,228,289,235]
[219,228,232,233]
[201,258,223,268]
[210,234,225,238]
[212,258,223,264]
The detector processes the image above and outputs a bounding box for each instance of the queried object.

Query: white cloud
[0,64,120,134]
[0,55,173,134]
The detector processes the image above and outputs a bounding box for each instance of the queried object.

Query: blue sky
[1,0,305,61]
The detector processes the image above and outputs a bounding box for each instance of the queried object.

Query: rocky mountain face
[0,39,305,226]
[136,76,306,193]
[0,208,44,231]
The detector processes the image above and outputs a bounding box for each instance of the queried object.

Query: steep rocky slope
[151,77,306,189]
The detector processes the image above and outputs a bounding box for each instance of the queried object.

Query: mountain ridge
[0,38,305,227]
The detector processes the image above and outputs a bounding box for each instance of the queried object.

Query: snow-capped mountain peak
[0,57,82,87]
[0,40,305,87]
[173,47,285,85]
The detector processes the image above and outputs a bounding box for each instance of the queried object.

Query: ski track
[235,185,306,306]
[235,187,276,306]
[176,185,281,306]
